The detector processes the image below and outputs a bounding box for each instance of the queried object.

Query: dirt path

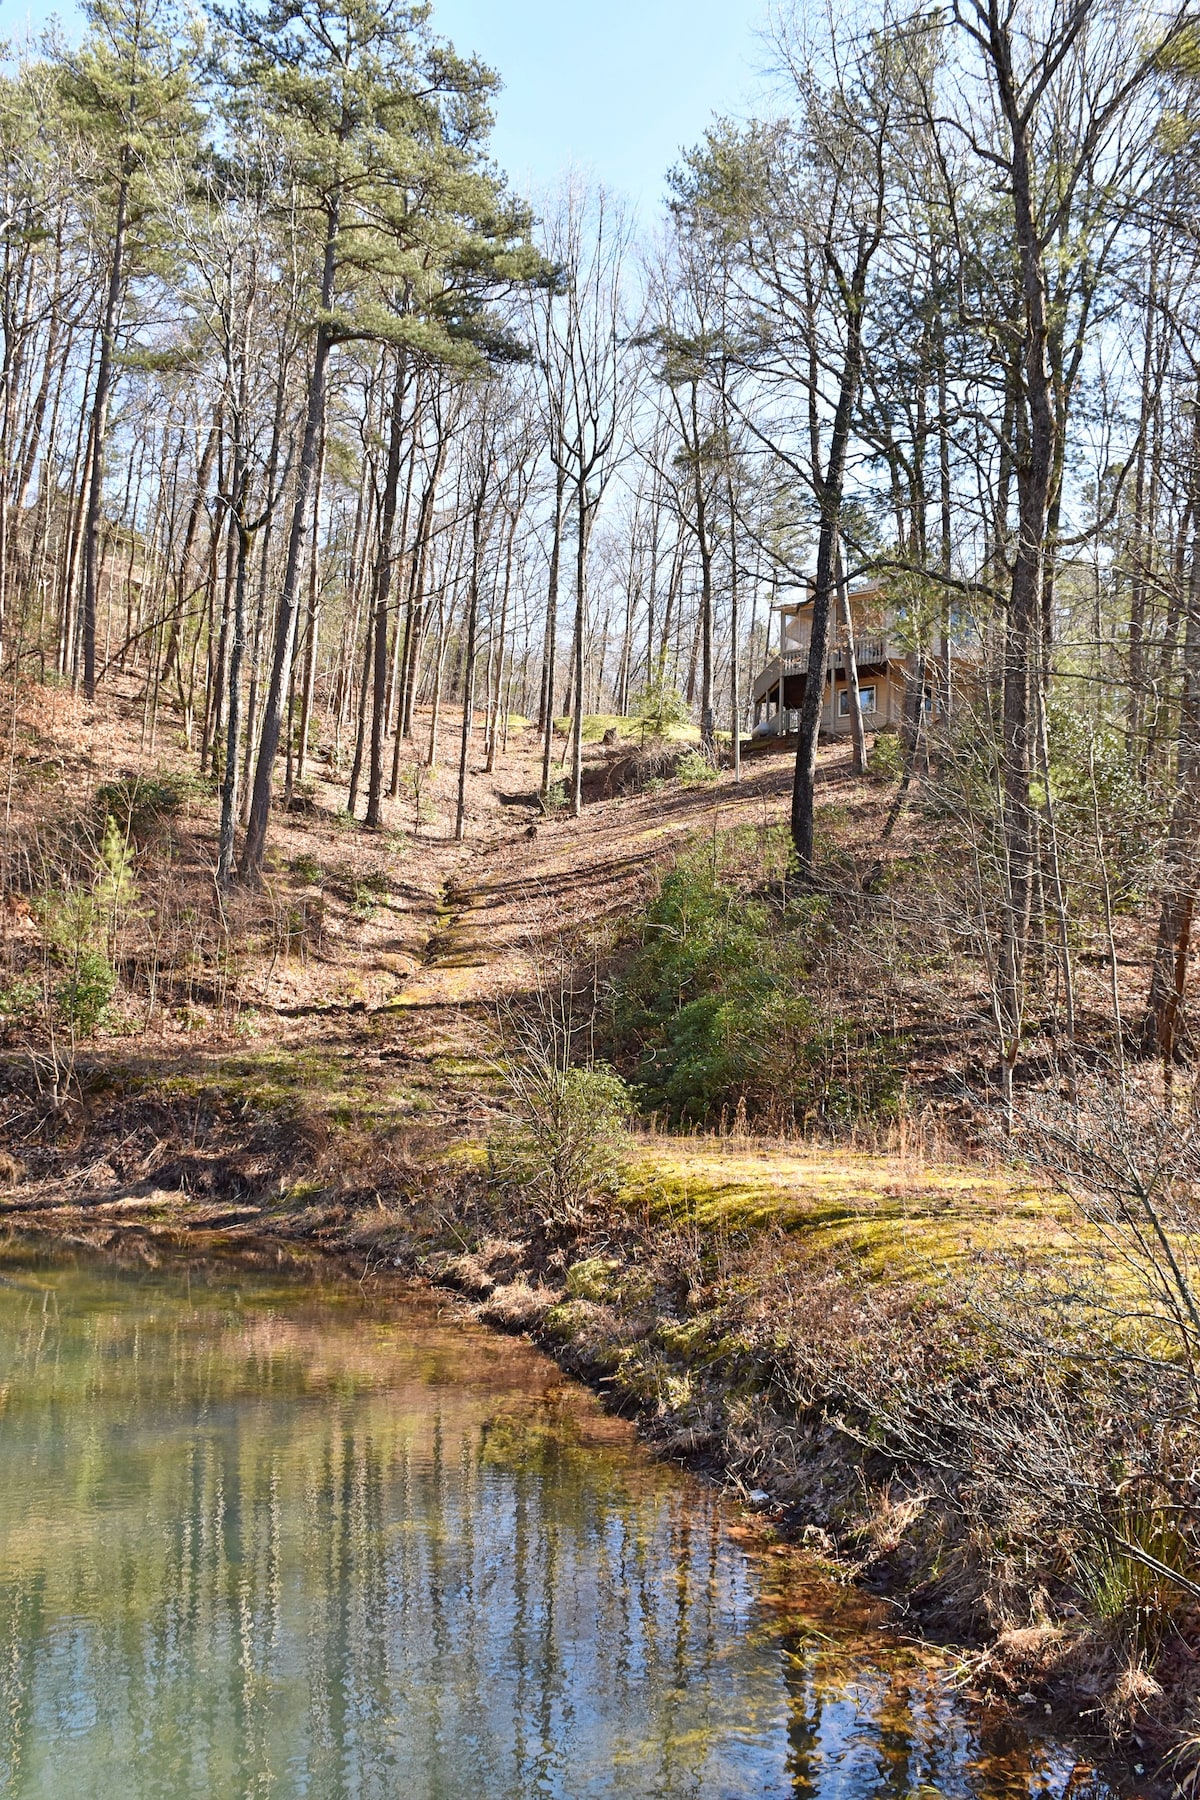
[277,722,803,1112]
[0,694,850,1219]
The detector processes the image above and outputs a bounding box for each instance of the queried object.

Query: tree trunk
[454,489,487,842]
[366,357,414,828]
[570,485,595,819]
[346,600,375,817]
[1144,404,1200,1064]
[723,396,742,783]
[239,199,338,882]
[539,463,567,799]
[791,270,866,869]
[427,590,448,771]
[486,501,519,774]
[689,381,715,752]
[81,165,129,703]
[984,13,1060,1115]
[834,537,867,776]
[395,425,448,762]
[217,477,252,888]
[1128,245,1160,755]
[295,425,327,786]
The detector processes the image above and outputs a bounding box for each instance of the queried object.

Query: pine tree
[227,0,543,879]
[60,0,199,701]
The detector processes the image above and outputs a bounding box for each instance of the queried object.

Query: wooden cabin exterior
[750,579,975,738]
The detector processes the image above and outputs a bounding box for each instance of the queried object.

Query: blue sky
[2,0,768,219]
[435,0,767,218]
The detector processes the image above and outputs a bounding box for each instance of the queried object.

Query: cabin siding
[758,666,904,736]
[749,580,978,740]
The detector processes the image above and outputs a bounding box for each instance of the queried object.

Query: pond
[0,1236,1117,1799]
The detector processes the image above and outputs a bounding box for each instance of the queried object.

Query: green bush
[36,886,120,1037]
[868,728,904,783]
[609,845,907,1129]
[56,950,116,1036]
[91,817,138,929]
[350,877,389,918]
[631,679,690,739]
[1040,697,1163,908]
[674,748,718,787]
[490,1058,631,1229]
[26,818,142,1039]
[94,770,203,843]
[609,850,817,1125]
[0,978,41,1025]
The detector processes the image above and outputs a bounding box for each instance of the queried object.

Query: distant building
[750,578,979,738]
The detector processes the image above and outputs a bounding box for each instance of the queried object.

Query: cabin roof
[772,577,887,617]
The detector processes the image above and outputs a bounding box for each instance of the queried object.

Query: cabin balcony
[751,638,890,708]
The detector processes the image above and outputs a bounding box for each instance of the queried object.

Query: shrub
[868,728,904,783]
[56,949,116,1036]
[32,819,138,1039]
[37,889,118,1036]
[94,770,203,844]
[631,678,690,739]
[0,977,41,1025]
[674,748,718,787]
[271,899,320,957]
[351,878,388,919]
[94,816,138,933]
[491,1063,630,1227]
[490,1043,631,1230]
[396,762,435,833]
[609,849,818,1125]
[1039,696,1164,908]
[608,844,907,1129]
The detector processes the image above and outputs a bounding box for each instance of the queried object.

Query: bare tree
[530,181,633,816]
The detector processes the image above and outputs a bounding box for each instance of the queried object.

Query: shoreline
[0,1183,1158,1798]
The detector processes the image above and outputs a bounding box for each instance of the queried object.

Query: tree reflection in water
[0,1243,1114,1799]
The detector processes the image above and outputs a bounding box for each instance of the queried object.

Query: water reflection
[0,1241,1115,1799]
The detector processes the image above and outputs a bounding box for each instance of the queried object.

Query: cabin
[750,578,976,738]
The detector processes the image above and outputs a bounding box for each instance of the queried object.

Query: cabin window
[838,685,877,716]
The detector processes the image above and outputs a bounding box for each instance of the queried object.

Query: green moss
[430,1054,497,1081]
[278,1178,325,1205]
[441,1140,488,1170]
[144,1046,421,1134]
[542,1301,581,1340]
[548,712,703,746]
[655,1315,728,1361]
[616,1141,1079,1297]
[566,1256,622,1302]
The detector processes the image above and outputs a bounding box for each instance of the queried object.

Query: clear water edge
[0,1235,1122,1799]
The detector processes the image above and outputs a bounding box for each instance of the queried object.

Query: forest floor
[0,678,1183,1787]
[0,674,1056,1264]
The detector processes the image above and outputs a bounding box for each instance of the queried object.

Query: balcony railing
[751,630,983,707]
[751,639,889,704]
